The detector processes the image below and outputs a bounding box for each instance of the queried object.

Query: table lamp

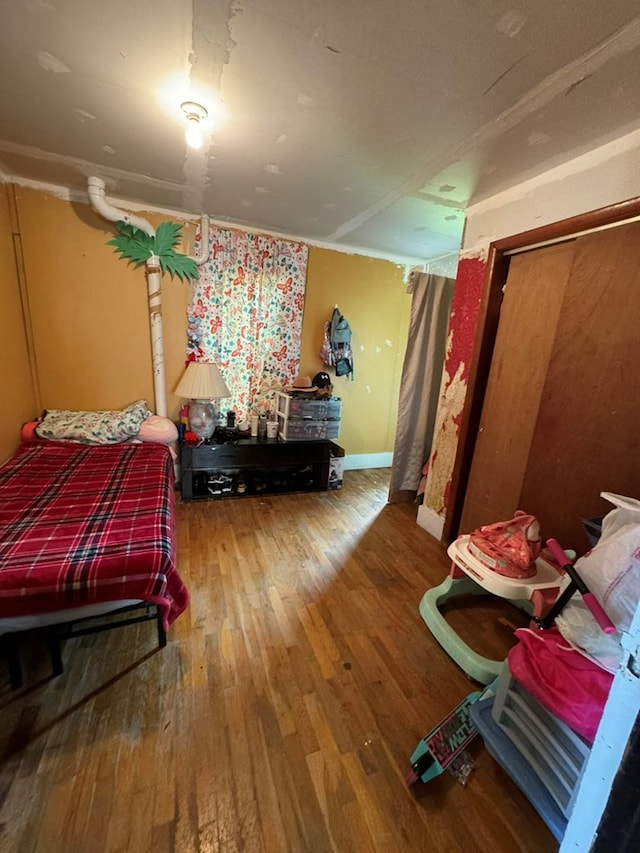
[174,361,231,439]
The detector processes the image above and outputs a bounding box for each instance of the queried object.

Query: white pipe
[87,176,155,237]
[189,216,210,266]
[87,176,166,415]
[145,256,167,417]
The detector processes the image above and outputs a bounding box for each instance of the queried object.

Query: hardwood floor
[0,470,555,852]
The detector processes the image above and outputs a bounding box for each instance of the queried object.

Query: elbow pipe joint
[87,176,155,237]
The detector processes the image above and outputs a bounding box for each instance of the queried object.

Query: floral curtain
[187,225,308,422]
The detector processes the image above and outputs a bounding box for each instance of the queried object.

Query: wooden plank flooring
[0,470,555,852]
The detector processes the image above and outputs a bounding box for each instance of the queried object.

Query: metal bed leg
[2,633,24,689]
[44,626,64,677]
[156,608,167,648]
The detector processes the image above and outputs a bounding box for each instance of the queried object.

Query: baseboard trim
[344,452,393,470]
[416,505,445,541]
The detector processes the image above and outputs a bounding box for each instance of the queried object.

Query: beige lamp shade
[174,361,231,400]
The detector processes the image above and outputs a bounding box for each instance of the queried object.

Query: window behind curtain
[187,225,308,422]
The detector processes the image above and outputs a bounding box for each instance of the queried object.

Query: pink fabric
[469,512,541,578]
[508,628,613,743]
[136,415,178,444]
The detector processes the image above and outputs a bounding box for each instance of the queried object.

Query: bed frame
[1,601,167,689]
[0,440,188,689]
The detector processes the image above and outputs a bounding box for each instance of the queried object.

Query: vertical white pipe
[88,177,168,417]
[192,216,209,265]
[146,256,167,417]
[88,178,209,418]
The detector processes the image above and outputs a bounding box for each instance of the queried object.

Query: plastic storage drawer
[278,417,341,441]
[470,698,568,842]
[276,392,342,420]
[491,664,590,819]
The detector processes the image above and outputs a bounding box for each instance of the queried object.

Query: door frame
[444,195,640,543]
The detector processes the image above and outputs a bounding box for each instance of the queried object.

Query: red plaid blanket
[0,441,189,629]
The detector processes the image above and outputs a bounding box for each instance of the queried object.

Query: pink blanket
[508,628,613,743]
[0,441,189,630]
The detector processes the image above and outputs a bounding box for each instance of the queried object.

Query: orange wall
[301,248,409,455]
[13,186,409,457]
[0,184,37,461]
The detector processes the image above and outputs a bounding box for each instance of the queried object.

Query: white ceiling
[2,1,640,263]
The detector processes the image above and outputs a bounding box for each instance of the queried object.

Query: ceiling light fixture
[181,101,208,150]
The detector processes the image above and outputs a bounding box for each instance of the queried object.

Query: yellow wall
[15,186,192,418]
[302,248,409,455]
[12,186,409,458]
[0,184,37,461]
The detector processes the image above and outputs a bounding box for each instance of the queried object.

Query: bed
[0,439,189,686]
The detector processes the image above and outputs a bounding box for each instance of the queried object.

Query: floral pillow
[35,400,151,444]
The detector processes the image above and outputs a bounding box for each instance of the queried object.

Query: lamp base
[188,399,217,439]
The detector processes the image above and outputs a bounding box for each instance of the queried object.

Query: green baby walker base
[420,536,563,685]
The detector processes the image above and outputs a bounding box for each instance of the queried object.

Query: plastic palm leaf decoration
[107,221,199,281]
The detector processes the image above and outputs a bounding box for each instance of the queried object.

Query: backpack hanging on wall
[329,306,354,379]
[320,321,333,367]
[319,306,354,378]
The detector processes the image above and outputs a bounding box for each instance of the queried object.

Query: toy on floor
[407,690,483,786]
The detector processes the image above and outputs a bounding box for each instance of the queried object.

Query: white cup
[250,415,259,437]
[266,420,278,439]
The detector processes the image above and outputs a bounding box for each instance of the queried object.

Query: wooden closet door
[461,221,640,552]
[521,222,640,550]
[459,241,576,535]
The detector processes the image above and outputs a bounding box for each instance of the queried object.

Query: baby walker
[410,521,615,787]
[419,513,614,684]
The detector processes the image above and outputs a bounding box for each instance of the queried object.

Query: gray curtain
[388,272,454,502]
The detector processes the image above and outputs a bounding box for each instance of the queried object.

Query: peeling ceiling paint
[74,108,97,122]
[496,10,527,39]
[36,50,70,73]
[2,1,640,262]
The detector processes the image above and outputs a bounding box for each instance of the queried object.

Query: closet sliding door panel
[521,222,640,550]
[459,241,576,535]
